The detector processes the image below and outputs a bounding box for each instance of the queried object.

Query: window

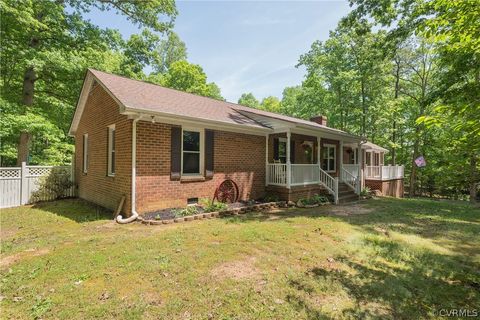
[83,134,88,173]
[278,138,287,163]
[349,148,358,164]
[182,129,203,175]
[107,125,115,176]
[374,152,380,166]
[366,151,372,166]
[322,144,336,172]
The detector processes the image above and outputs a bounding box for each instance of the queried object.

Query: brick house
[69,69,404,220]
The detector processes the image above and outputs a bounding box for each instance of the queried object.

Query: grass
[0,198,479,319]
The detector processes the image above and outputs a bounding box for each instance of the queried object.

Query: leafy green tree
[159,60,223,100]
[238,93,260,108]
[347,0,480,201]
[260,96,281,112]
[154,31,187,74]
[0,0,177,165]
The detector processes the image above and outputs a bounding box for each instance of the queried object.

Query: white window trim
[322,143,336,173]
[181,127,204,176]
[107,124,115,177]
[83,133,88,174]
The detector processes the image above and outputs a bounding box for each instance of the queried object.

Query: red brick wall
[74,85,132,214]
[135,122,266,212]
[266,185,329,202]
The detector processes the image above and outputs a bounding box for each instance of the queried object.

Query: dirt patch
[1,248,50,269]
[324,203,373,216]
[211,256,261,281]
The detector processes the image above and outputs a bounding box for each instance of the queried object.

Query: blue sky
[84,1,350,102]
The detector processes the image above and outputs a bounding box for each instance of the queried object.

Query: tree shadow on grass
[32,198,112,223]
[287,235,480,319]
[223,198,480,257]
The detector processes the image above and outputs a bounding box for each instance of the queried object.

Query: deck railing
[365,165,404,180]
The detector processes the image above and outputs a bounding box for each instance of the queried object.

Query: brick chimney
[310,115,328,127]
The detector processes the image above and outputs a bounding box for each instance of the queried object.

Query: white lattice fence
[0,163,75,208]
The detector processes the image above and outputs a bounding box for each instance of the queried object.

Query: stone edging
[139,201,287,226]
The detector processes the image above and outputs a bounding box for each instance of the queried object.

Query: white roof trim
[69,71,128,136]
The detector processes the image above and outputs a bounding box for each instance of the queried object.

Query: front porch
[264,132,405,202]
[264,131,362,203]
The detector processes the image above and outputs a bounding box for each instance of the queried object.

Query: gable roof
[69,69,361,141]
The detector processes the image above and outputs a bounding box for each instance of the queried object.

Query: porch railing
[365,165,404,180]
[343,164,359,178]
[266,163,287,186]
[341,167,360,194]
[266,163,339,204]
[291,164,320,186]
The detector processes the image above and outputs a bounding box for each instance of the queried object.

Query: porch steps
[337,183,359,204]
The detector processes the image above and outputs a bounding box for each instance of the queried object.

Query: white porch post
[339,141,344,182]
[317,137,321,166]
[358,143,364,192]
[286,130,291,189]
[265,134,269,186]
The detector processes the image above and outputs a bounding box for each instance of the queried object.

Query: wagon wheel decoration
[214,179,239,203]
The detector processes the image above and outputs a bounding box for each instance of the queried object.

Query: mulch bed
[139,201,286,226]
[142,200,264,222]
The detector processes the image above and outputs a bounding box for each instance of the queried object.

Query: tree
[238,93,260,108]
[347,0,480,201]
[0,0,177,165]
[159,60,224,100]
[154,31,187,74]
[260,96,281,112]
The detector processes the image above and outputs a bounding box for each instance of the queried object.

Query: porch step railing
[341,167,360,195]
[318,166,338,203]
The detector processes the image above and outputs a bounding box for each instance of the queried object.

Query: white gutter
[116,118,140,223]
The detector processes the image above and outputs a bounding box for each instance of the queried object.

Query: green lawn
[1,198,479,319]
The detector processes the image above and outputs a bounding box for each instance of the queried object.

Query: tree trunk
[392,59,400,165]
[16,67,36,165]
[409,129,420,197]
[361,79,366,136]
[470,154,479,204]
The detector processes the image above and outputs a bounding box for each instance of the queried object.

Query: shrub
[299,194,330,206]
[31,167,73,202]
[263,194,279,202]
[360,187,371,197]
[200,198,228,212]
[172,205,199,217]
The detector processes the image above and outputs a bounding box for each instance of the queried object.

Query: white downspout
[117,117,140,223]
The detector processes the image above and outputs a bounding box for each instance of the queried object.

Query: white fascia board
[123,108,271,136]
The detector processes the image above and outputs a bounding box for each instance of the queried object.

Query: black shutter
[273,138,279,160]
[205,129,214,178]
[290,140,295,164]
[171,126,181,180]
